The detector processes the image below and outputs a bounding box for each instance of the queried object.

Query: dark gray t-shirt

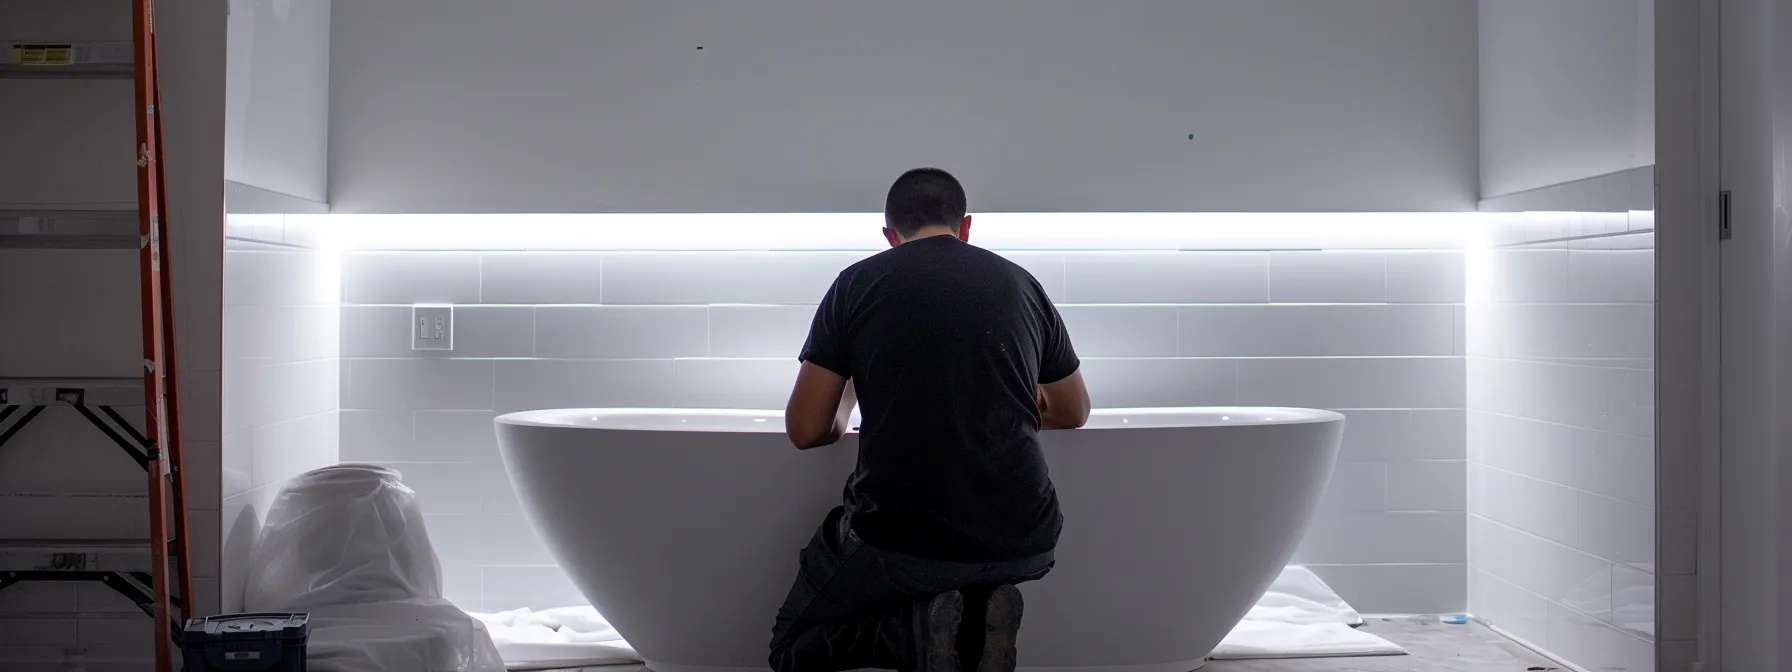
[800,236,1079,562]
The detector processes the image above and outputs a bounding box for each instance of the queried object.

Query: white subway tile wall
[219,216,342,614]
[336,245,1468,614]
[1466,215,1656,670]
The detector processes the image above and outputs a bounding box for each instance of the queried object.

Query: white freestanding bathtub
[495,407,1343,672]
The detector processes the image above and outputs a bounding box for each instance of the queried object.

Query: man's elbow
[1043,408,1090,430]
[786,424,842,450]
[1041,396,1092,430]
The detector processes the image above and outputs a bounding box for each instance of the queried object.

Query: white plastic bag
[244,464,504,672]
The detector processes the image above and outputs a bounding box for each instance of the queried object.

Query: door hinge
[1719,190,1733,239]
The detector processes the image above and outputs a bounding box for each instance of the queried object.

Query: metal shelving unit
[0,5,193,670]
[1,41,134,79]
[0,210,140,249]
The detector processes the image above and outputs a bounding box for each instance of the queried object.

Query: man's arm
[788,276,855,449]
[786,363,856,449]
[1036,295,1090,430]
[1038,370,1091,430]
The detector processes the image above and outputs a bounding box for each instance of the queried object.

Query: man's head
[883,168,972,247]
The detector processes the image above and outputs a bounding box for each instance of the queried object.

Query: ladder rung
[0,612,149,620]
[0,378,145,408]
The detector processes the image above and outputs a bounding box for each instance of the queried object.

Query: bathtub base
[1018,659,1209,672]
[643,662,759,672]
[645,659,1210,672]
[645,659,1204,672]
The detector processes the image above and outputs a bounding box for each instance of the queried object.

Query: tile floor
[555,617,1565,672]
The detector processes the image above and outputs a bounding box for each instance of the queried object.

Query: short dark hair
[884,168,967,236]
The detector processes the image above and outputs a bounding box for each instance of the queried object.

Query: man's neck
[899,225,960,243]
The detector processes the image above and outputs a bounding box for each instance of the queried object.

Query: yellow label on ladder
[11,45,76,66]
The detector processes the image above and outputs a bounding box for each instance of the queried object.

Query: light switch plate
[412,304,454,351]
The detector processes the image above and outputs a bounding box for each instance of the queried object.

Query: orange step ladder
[129,0,196,668]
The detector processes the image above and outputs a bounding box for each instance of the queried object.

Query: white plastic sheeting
[1209,566,1407,660]
[468,606,643,669]
[244,464,506,672]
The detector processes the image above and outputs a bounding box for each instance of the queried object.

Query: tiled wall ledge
[299,212,1475,251]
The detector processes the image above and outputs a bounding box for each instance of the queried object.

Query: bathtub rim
[495,406,1345,433]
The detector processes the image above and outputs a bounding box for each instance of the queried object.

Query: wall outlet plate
[412,304,454,351]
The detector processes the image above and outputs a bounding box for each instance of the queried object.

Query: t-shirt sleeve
[798,275,852,378]
[1037,295,1080,385]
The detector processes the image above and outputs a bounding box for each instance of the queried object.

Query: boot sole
[979,585,1024,672]
[919,591,965,672]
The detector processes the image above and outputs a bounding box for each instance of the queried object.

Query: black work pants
[767,507,1054,672]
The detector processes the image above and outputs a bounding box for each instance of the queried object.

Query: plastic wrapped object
[245,464,443,611]
[243,464,504,672]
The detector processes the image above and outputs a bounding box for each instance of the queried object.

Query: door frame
[1655,0,1723,669]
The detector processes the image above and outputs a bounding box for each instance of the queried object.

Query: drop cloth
[469,606,644,670]
[1208,566,1407,660]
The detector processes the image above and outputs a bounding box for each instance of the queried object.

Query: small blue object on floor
[180,612,311,671]
[1441,614,1468,625]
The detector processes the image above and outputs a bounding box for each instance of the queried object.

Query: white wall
[0,0,228,668]
[1717,0,1792,669]
[1464,204,1658,672]
[1472,5,1662,669]
[224,0,331,203]
[329,223,1469,614]
[1478,0,1655,198]
[217,0,341,615]
[217,216,341,614]
[326,0,1478,214]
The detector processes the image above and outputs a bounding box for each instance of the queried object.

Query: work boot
[976,585,1025,672]
[909,591,964,672]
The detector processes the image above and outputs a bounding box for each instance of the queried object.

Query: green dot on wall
[1187,133,1195,140]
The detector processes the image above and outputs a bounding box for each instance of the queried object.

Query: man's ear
[882,227,901,248]
[957,215,973,242]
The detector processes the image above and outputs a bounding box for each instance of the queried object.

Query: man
[769,168,1092,672]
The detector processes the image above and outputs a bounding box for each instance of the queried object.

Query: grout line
[332,301,1476,308]
[1470,462,1654,511]
[1464,408,1655,442]
[327,354,1469,361]
[1492,229,1657,248]
[1464,354,1654,371]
